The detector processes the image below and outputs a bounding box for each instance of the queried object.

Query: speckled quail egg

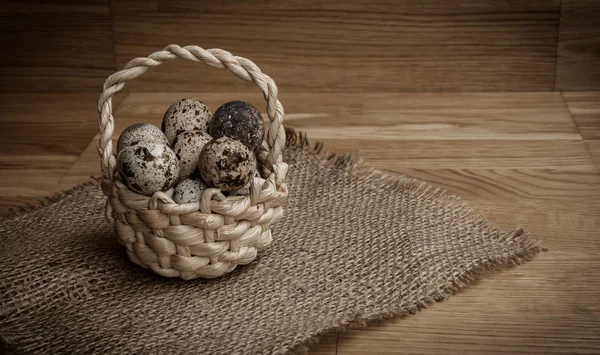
[117,123,169,153]
[116,140,179,196]
[198,137,257,192]
[173,178,209,204]
[208,101,264,152]
[172,130,212,181]
[228,170,259,196]
[161,98,212,145]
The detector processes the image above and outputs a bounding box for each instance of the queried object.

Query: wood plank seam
[553,0,563,91]
[560,91,585,139]
[560,91,600,173]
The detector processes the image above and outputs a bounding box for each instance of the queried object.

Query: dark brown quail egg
[173,178,209,204]
[161,98,212,145]
[172,130,212,181]
[116,140,179,196]
[117,123,169,153]
[208,101,264,151]
[198,137,256,192]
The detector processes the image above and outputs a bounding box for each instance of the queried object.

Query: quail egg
[116,140,179,196]
[198,137,256,192]
[173,178,209,204]
[172,130,212,181]
[117,123,169,153]
[161,98,212,145]
[208,101,264,151]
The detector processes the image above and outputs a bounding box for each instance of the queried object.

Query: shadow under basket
[96,45,289,280]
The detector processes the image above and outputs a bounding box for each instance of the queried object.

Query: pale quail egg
[172,130,212,181]
[116,140,179,196]
[161,98,212,145]
[198,137,256,192]
[208,101,264,152]
[117,123,169,153]
[173,178,209,204]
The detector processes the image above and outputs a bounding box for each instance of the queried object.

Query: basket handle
[96,44,286,184]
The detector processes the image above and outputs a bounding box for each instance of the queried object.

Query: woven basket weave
[96,45,288,280]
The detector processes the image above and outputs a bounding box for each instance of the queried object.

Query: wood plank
[0,94,104,212]
[562,92,600,140]
[300,92,579,141]
[0,94,101,155]
[350,93,591,169]
[393,168,600,207]
[360,139,591,169]
[0,0,116,93]
[555,0,600,91]
[112,0,559,92]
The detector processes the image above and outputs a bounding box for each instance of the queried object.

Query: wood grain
[0,94,101,154]
[555,0,600,91]
[586,141,600,170]
[0,0,116,93]
[562,91,600,170]
[360,139,591,169]
[296,93,579,140]
[3,0,598,94]
[5,92,600,354]
[111,0,559,92]
[54,136,102,192]
[562,92,600,140]
[307,332,338,355]
[395,168,600,206]
[0,94,101,212]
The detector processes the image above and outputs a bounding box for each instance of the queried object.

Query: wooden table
[1,92,599,354]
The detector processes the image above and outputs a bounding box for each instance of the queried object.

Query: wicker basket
[96,45,288,280]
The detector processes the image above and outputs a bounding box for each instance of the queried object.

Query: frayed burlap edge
[0,128,543,355]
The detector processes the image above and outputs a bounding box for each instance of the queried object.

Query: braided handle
[96,44,286,184]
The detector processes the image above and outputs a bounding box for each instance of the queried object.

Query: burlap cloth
[0,130,540,354]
